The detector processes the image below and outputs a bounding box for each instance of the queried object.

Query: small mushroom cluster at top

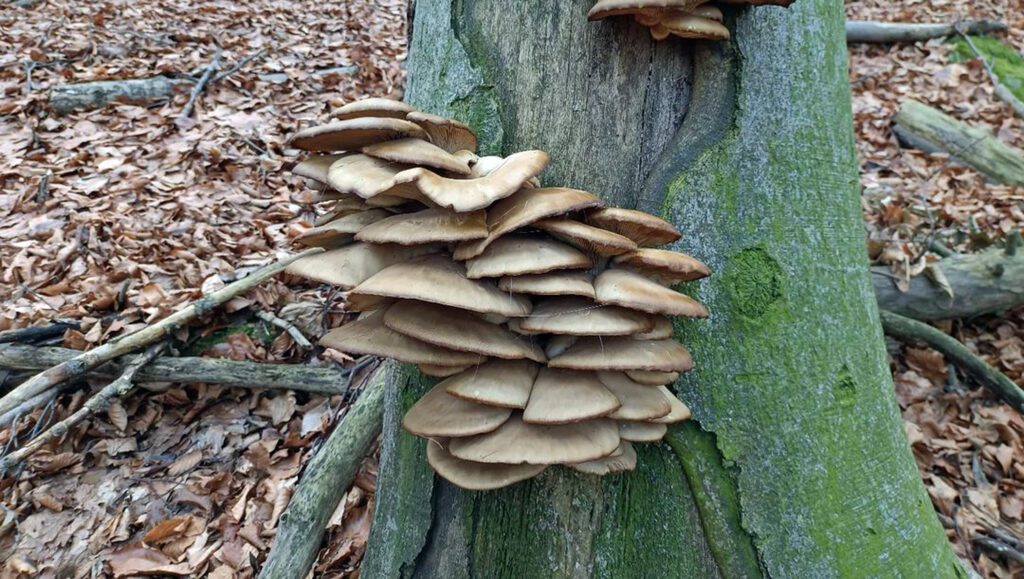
[284,97,711,490]
[588,0,794,42]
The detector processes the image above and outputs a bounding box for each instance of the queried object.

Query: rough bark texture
[363,1,964,577]
[873,248,1024,321]
[845,20,1007,44]
[48,76,190,114]
[893,99,1024,185]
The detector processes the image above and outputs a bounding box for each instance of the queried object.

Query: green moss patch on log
[952,35,1024,101]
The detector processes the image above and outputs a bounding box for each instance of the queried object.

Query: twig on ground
[0,321,79,344]
[0,248,324,419]
[257,310,314,349]
[880,310,1024,412]
[0,343,165,472]
[974,536,1024,565]
[211,49,265,84]
[177,48,222,125]
[955,27,1024,119]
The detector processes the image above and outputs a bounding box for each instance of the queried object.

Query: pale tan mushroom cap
[597,372,672,421]
[444,359,540,409]
[448,414,620,465]
[497,271,595,299]
[403,383,512,438]
[634,315,674,340]
[517,296,653,336]
[313,196,373,227]
[288,117,428,152]
[326,154,420,202]
[532,218,638,256]
[569,441,638,475]
[612,248,710,284]
[585,208,681,247]
[355,208,488,246]
[453,187,603,260]
[418,364,474,378]
[544,334,578,359]
[406,111,479,154]
[384,301,546,362]
[466,235,593,279]
[618,421,668,442]
[320,310,480,366]
[626,370,680,385]
[347,254,532,316]
[588,0,705,19]
[651,386,692,423]
[293,154,346,185]
[660,14,730,40]
[285,242,439,289]
[427,440,546,490]
[693,4,724,21]
[523,368,621,425]
[331,97,414,121]
[295,209,391,247]
[362,138,472,176]
[549,336,693,372]
[595,269,709,317]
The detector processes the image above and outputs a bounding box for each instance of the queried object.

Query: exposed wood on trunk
[257,362,389,579]
[48,76,192,114]
[893,100,1024,185]
[845,20,1007,44]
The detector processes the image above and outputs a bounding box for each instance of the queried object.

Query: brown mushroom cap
[532,218,638,256]
[597,372,672,421]
[548,336,693,372]
[634,315,674,340]
[313,196,373,227]
[626,370,680,385]
[427,439,546,490]
[288,117,428,152]
[497,271,595,299]
[320,310,480,366]
[295,209,391,248]
[384,150,549,213]
[403,383,512,438]
[444,359,540,409]
[347,254,532,316]
[466,235,593,279]
[293,154,346,185]
[516,296,654,336]
[618,420,668,442]
[522,368,621,424]
[611,248,710,284]
[448,414,620,465]
[588,0,705,20]
[383,301,546,362]
[355,208,488,245]
[585,208,681,247]
[418,364,474,378]
[452,187,603,260]
[594,269,709,317]
[651,386,692,423]
[331,97,414,121]
[659,14,730,40]
[569,441,638,475]
[362,138,472,176]
[285,242,439,289]
[406,111,479,154]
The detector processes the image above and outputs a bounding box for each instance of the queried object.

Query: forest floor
[0,0,1021,577]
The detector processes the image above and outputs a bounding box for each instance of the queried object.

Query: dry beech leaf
[167,450,203,477]
[143,516,191,545]
[923,264,954,301]
[107,400,129,431]
[107,546,192,578]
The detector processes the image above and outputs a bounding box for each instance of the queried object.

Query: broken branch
[955,28,1024,119]
[256,310,314,350]
[177,49,222,125]
[845,20,1007,44]
[211,49,265,84]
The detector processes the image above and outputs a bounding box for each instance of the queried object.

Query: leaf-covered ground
[0,0,1022,576]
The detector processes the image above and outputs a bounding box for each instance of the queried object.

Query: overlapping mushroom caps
[587,0,793,41]
[284,97,711,490]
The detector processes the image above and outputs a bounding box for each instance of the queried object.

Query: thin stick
[177,49,222,123]
[0,343,165,472]
[256,310,314,350]
[0,248,323,419]
[211,49,265,84]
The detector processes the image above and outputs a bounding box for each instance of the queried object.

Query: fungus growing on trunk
[588,0,792,42]
[283,97,712,489]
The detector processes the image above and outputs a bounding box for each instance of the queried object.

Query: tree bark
[893,100,1024,186]
[364,2,963,578]
[845,20,1007,43]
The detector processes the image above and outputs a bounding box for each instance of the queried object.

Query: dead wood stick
[258,361,390,579]
[973,536,1024,565]
[255,310,313,350]
[880,310,1024,412]
[0,321,79,344]
[955,27,1024,119]
[211,49,265,84]
[0,343,165,472]
[0,248,324,419]
[845,20,1007,44]
[0,344,347,394]
[178,49,222,124]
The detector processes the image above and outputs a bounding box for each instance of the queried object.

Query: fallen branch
[258,360,389,579]
[211,49,265,84]
[845,20,1007,44]
[873,242,1024,321]
[256,310,313,350]
[880,310,1024,412]
[0,321,79,344]
[893,100,1024,186]
[0,343,165,472]
[0,248,324,419]
[974,536,1024,565]
[955,28,1024,119]
[177,49,222,126]
[0,344,346,395]
[48,76,191,115]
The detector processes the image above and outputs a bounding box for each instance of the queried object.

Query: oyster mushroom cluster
[284,97,711,490]
[588,0,794,42]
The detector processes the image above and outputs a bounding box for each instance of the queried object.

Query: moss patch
[182,323,274,356]
[720,247,784,320]
[951,36,1024,101]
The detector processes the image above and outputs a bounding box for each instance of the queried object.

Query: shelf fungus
[284,97,711,490]
[587,0,793,42]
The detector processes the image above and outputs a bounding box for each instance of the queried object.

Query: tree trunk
[363,1,964,577]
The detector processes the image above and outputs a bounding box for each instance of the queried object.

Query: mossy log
[362,1,963,578]
[893,99,1024,185]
